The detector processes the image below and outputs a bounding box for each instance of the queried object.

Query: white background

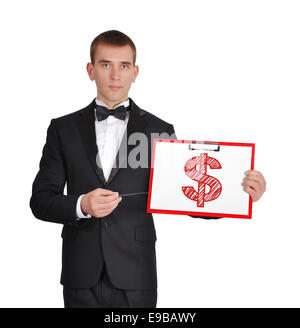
[0,0,299,308]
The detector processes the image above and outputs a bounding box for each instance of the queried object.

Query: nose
[110,66,120,80]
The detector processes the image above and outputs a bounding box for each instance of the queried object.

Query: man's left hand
[241,170,266,202]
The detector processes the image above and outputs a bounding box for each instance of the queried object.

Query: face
[87,43,139,108]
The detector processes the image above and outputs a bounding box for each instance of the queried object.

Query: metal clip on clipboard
[188,141,220,152]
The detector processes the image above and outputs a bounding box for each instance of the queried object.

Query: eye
[102,63,110,68]
[121,65,128,69]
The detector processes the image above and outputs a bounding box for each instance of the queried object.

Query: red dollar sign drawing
[182,153,222,207]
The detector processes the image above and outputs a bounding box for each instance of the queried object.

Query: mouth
[109,86,122,91]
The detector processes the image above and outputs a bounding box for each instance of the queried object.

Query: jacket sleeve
[167,123,222,220]
[29,119,86,227]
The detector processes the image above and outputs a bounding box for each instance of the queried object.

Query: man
[30,30,266,308]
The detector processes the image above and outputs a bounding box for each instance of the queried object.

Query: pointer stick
[119,192,148,197]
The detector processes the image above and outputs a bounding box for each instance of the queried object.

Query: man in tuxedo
[30,30,266,308]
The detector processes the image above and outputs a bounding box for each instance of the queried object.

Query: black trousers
[63,264,157,308]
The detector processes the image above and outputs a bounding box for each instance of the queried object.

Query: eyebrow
[98,59,132,66]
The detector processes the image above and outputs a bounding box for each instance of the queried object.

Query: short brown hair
[90,30,136,66]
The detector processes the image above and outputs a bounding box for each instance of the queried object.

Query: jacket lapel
[75,98,149,187]
[75,99,106,186]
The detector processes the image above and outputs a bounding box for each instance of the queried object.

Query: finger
[98,197,122,211]
[245,170,262,176]
[95,188,117,196]
[95,200,121,217]
[94,211,110,218]
[243,185,259,201]
[94,207,114,217]
[244,174,266,189]
[242,179,260,192]
[111,202,120,211]
[97,193,120,204]
[242,176,264,186]
[244,171,266,186]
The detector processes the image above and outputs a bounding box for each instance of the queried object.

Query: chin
[110,93,126,100]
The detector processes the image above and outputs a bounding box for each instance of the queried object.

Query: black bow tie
[95,104,128,121]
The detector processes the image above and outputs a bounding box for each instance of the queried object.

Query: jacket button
[104,221,108,228]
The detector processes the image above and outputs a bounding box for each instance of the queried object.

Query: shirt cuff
[76,194,92,220]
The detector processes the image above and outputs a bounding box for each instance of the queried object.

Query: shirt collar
[95,97,130,109]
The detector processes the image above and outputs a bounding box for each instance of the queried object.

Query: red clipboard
[147,139,255,219]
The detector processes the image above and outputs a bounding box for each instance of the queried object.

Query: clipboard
[147,139,255,219]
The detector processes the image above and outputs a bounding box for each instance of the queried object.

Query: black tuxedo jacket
[30,98,218,290]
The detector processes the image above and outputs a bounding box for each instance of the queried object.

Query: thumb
[95,188,118,196]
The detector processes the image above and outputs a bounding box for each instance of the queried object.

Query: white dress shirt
[76,98,130,219]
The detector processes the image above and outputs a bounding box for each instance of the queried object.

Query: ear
[132,65,139,83]
[86,62,95,81]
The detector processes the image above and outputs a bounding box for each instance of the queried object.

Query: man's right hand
[81,188,122,218]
